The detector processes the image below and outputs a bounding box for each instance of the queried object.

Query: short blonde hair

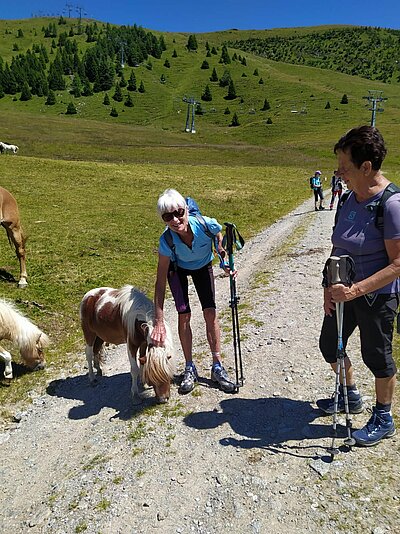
[157,189,186,219]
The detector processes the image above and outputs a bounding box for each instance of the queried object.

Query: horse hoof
[18,282,28,288]
[156,396,169,404]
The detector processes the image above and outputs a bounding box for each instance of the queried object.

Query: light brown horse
[0,187,27,287]
[80,285,177,404]
[0,298,49,380]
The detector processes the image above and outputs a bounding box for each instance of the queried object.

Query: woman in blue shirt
[151,189,235,395]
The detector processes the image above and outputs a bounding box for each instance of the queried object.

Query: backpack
[163,197,216,271]
[334,182,400,231]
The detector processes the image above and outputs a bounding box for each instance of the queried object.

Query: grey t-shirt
[332,189,400,294]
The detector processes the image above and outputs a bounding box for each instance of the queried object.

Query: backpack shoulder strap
[375,183,400,231]
[194,213,213,239]
[163,229,177,270]
[333,190,352,229]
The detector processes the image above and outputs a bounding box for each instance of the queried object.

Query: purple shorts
[168,262,216,314]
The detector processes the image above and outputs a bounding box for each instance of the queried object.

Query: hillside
[0,18,400,168]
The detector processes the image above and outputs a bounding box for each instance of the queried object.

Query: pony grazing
[0,186,28,287]
[80,285,177,404]
[0,142,19,154]
[0,299,49,380]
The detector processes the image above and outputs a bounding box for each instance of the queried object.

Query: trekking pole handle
[326,255,354,287]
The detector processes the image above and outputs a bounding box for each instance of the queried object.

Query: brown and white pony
[80,285,177,404]
[0,187,28,287]
[0,299,49,380]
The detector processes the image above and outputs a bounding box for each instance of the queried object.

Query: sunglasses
[162,207,186,222]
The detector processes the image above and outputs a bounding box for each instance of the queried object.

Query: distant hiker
[309,170,325,211]
[151,188,236,395]
[318,125,400,447]
[329,170,343,210]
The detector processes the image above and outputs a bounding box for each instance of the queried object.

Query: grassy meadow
[0,18,399,406]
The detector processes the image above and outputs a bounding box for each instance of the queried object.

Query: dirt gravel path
[0,197,399,534]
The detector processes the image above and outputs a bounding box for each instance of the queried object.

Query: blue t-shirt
[159,215,222,270]
[332,189,400,294]
[311,176,322,188]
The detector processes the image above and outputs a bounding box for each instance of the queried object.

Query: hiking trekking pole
[324,255,356,459]
[223,222,245,391]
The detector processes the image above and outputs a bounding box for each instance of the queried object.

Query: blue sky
[1,0,399,32]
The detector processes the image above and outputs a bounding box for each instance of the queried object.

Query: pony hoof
[156,396,169,404]
[18,281,28,288]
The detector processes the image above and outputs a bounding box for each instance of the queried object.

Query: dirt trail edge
[0,197,399,534]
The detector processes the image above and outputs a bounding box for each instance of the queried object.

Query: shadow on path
[184,396,346,459]
[46,373,158,421]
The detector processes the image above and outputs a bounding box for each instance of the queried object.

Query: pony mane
[0,298,49,354]
[115,285,155,331]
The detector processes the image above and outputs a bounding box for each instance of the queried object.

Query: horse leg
[0,344,13,379]
[85,344,96,384]
[127,342,144,405]
[4,222,27,287]
[93,336,104,378]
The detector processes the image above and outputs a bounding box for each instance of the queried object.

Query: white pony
[0,142,19,154]
[0,299,49,380]
[80,285,177,404]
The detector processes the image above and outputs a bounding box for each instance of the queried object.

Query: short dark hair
[334,125,387,170]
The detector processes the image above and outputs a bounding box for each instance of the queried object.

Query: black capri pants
[167,262,216,314]
[319,293,399,378]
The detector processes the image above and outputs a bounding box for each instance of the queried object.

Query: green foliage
[325,101,331,109]
[187,34,198,51]
[66,101,77,114]
[172,49,178,58]
[266,117,273,124]
[164,58,170,68]
[20,81,32,101]
[340,93,348,104]
[124,93,134,106]
[230,112,240,126]
[219,70,231,87]
[201,84,212,101]
[103,93,110,105]
[112,83,123,102]
[209,67,218,82]
[226,79,237,100]
[229,27,400,83]
[201,60,209,69]
[220,44,231,64]
[138,80,145,93]
[261,98,270,111]
[45,89,56,105]
[258,77,264,84]
[110,106,118,116]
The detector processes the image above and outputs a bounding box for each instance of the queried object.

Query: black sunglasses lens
[162,208,185,222]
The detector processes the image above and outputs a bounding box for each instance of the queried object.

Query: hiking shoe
[319,206,325,211]
[316,386,363,415]
[178,364,198,394]
[211,365,236,393]
[352,408,396,447]
[314,207,319,212]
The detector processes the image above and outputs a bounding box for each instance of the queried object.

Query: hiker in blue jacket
[151,188,236,395]
[310,170,325,211]
[318,126,400,447]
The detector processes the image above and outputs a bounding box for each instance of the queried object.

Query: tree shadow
[46,372,158,421]
[184,396,348,460]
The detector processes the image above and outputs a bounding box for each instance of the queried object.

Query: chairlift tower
[119,41,127,68]
[64,3,74,17]
[183,96,197,133]
[363,90,387,127]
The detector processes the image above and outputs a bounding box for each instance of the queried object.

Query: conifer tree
[201,84,212,102]
[259,78,264,84]
[340,94,348,104]
[253,68,259,76]
[66,102,77,114]
[110,106,118,117]
[226,79,237,100]
[20,81,32,101]
[119,72,127,87]
[127,71,137,91]
[209,67,218,82]
[45,89,56,105]
[70,74,82,97]
[103,93,110,105]
[219,70,231,87]
[138,80,145,93]
[201,60,209,69]
[224,107,231,115]
[112,83,123,102]
[164,58,170,68]
[186,35,198,51]
[220,45,231,64]
[172,49,178,58]
[124,93,134,107]
[325,101,331,109]
[230,112,240,126]
[261,98,271,111]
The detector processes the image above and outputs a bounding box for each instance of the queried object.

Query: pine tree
[266,117,273,124]
[110,106,118,117]
[220,45,231,64]
[172,49,178,58]
[119,72,127,88]
[195,103,204,115]
[325,101,331,109]
[201,84,212,102]
[201,60,209,69]
[103,93,110,105]
[160,73,166,83]
[241,56,247,66]
[20,81,32,101]
[164,58,170,68]
[219,70,231,87]
[230,112,240,126]
[187,35,198,51]
[45,89,56,105]
[209,67,218,82]
[259,78,264,84]
[127,71,137,91]
[138,80,145,93]
[224,107,231,115]
[211,46,217,55]
[124,93,134,107]
[226,79,237,100]
[112,83,123,102]
[340,94,348,104]
[261,98,271,111]
[70,74,82,97]
[253,68,259,76]
[66,102,77,114]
